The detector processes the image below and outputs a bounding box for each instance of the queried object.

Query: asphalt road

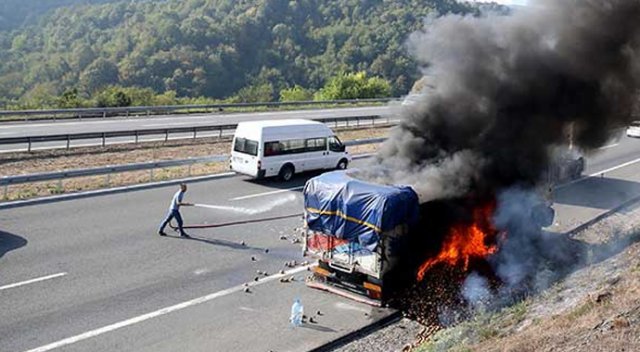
[1,138,640,352]
[0,106,393,152]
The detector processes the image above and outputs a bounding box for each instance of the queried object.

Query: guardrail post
[188,164,192,177]
[103,111,107,118]
[102,133,106,147]
[66,135,71,150]
[218,127,222,139]
[165,130,169,143]
[135,131,139,144]
[57,179,63,194]
[3,184,7,200]
[126,110,129,118]
[105,173,110,187]
[193,129,197,140]
[27,137,32,153]
[150,168,154,181]
[357,116,360,127]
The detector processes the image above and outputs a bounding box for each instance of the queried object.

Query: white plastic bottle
[290,298,303,327]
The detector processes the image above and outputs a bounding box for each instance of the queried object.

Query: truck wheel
[278,164,295,181]
[337,159,348,170]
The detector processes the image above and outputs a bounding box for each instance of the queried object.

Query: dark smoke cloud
[373,0,640,201]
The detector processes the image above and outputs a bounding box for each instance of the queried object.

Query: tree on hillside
[235,83,274,103]
[314,72,392,100]
[93,86,132,107]
[80,58,119,93]
[57,88,82,108]
[280,85,314,102]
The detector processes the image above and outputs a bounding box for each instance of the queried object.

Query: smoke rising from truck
[374,0,640,202]
[361,0,640,319]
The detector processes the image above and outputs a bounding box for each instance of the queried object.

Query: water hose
[169,213,303,230]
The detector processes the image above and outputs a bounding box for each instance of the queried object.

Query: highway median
[0,126,388,203]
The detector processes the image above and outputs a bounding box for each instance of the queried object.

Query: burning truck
[300,0,640,309]
[302,170,555,306]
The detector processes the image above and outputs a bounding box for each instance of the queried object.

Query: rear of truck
[302,171,419,306]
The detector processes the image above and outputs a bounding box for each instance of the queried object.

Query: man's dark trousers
[158,209,186,236]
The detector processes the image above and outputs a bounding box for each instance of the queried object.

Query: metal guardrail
[0,115,392,152]
[0,155,228,187]
[0,98,396,121]
[0,137,385,198]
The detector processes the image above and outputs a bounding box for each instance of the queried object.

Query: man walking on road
[158,183,193,238]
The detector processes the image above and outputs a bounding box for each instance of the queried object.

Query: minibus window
[264,139,306,156]
[329,136,345,152]
[245,140,258,156]
[234,138,246,153]
[264,141,283,156]
[305,138,327,152]
[234,137,258,156]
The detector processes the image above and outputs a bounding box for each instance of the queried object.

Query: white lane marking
[556,156,640,189]
[588,156,640,176]
[0,272,67,292]
[23,265,311,352]
[598,143,619,150]
[193,268,209,276]
[230,186,304,201]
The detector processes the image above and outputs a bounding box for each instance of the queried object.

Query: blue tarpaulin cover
[303,170,419,250]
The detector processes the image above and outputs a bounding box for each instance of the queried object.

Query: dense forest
[0,0,117,31]
[0,0,481,108]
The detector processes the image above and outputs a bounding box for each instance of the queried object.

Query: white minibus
[230,119,351,181]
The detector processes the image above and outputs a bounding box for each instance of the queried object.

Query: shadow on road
[0,230,27,259]
[554,176,640,209]
[164,233,267,251]
[300,323,337,333]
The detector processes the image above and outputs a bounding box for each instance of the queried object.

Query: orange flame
[417,201,499,281]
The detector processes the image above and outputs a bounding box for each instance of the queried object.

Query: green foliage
[280,85,314,102]
[0,0,116,31]
[0,0,478,107]
[93,86,132,107]
[80,58,120,93]
[314,72,392,100]
[234,83,275,103]
[57,88,82,108]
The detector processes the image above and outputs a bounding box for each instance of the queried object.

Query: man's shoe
[158,231,167,236]
[181,233,191,238]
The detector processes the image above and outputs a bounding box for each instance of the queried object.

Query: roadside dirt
[0,127,389,201]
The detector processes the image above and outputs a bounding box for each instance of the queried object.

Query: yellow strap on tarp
[305,207,382,233]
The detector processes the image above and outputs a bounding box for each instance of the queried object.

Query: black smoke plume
[373,0,640,201]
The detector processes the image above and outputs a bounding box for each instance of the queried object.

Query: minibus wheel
[279,164,295,181]
[337,159,348,170]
